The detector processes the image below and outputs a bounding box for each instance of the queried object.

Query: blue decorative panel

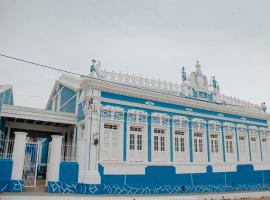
[60,86,76,107]
[9,180,24,192]
[59,162,79,183]
[61,97,76,113]
[0,180,9,192]
[48,182,270,195]
[3,89,12,105]
[0,158,12,181]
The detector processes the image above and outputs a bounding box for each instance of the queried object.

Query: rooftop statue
[261,102,267,112]
[181,67,187,82]
[90,59,102,77]
[211,76,220,93]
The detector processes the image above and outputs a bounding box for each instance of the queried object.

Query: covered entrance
[0,104,77,191]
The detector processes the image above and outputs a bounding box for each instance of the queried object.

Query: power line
[0,53,197,103]
[0,53,265,111]
[0,53,82,77]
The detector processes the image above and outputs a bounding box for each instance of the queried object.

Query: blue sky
[0,0,269,109]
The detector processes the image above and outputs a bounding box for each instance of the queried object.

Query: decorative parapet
[127,109,148,124]
[215,94,261,111]
[208,120,222,132]
[101,105,124,121]
[99,69,181,96]
[172,115,189,128]
[192,118,206,130]
[151,112,170,126]
[223,122,236,133]
[96,69,262,111]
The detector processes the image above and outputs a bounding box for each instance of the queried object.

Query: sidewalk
[1,191,270,200]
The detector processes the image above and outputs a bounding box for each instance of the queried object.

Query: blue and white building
[1,61,270,195]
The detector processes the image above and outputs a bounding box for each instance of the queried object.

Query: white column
[47,135,63,182]
[77,138,86,183]
[11,132,27,180]
[83,87,101,184]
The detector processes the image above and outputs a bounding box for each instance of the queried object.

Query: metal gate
[23,141,40,187]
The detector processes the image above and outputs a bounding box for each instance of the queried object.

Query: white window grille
[0,136,14,158]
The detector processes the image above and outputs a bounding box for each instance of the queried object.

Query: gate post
[11,132,28,180]
[47,135,63,182]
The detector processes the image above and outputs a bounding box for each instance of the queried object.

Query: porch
[0,104,78,192]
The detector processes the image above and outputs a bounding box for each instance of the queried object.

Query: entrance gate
[23,141,40,187]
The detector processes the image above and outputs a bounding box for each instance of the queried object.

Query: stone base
[83,171,101,184]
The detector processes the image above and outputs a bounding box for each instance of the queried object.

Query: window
[128,126,145,161]
[225,135,233,153]
[130,134,135,150]
[160,136,165,151]
[104,124,118,146]
[175,130,185,152]
[154,136,159,151]
[175,137,179,152]
[180,138,185,152]
[153,128,166,152]
[239,135,246,153]
[250,136,257,153]
[194,132,203,153]
[102,123,119,160]
[262,138,268,154]
[137,134,142,150]
[210,134,219,153]
[129,126,143,151]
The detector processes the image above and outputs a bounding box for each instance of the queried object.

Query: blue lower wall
[0,158,12,192]
[49,163,270,195]
[59,162,79,183]
[0,158,24,192]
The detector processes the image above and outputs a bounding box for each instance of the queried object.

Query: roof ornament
[90,59,102,77]
[195,60,202,73]
[260,102,267,112]
[181,67,187,82]
[211,76,220,93]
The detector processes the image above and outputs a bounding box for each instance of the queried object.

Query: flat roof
[1,104,77,125]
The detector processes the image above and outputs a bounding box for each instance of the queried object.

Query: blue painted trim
[123,111,127,161]
[188,119,193,162]
[148,112,152,162]
[235,126,240,162]
[206,122,210,162]
[101,92,268,125]
[221,125,226,162]
[247,129,252,162]
[170,117,173,162]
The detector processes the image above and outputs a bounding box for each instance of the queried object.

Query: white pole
[47,135,63,182]
[77,138,86,183]
[4,127,11,157]
[11,132,27,180]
